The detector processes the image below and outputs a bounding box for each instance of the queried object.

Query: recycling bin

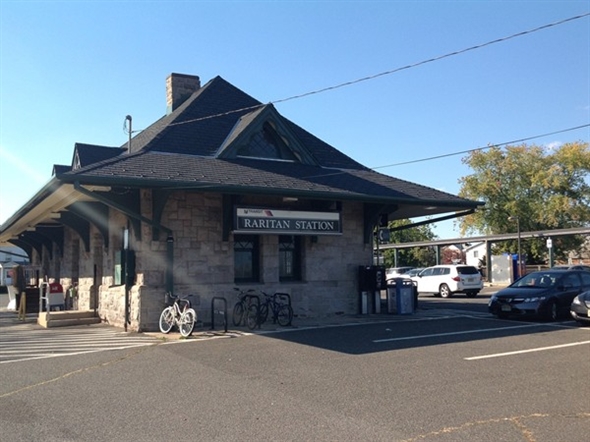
[387,278,415,315]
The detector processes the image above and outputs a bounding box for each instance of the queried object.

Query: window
[113,228,136,286]
[562,273,581,289]
[457,266,479,275]
[421,268,434,277]
[279,235,302,281]
[237,122,298,161]
[234,235,259,283]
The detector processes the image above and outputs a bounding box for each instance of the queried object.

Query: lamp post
[508,216,522,277]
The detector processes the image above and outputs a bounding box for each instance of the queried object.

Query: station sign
[234,208,342,235]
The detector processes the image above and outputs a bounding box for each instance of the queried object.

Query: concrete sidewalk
[144,303,488,341]
[3,287,502,341]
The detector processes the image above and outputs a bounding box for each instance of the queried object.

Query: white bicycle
[159,293,197,337]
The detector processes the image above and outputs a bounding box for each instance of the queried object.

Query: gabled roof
[72,143,123,170]
[118,76,366,170]
[53,165,71,175]
[53,144,122,176]
[54,75,479,211]
[215,104,320,166]
[0,73,484,243]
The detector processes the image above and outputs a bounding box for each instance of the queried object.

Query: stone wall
[127,190,372,329]
[34,189,372,332]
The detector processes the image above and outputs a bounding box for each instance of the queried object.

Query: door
[416,268,435,293]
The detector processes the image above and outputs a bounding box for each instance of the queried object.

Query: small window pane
[279,235,301,281]
[234,235,259,283]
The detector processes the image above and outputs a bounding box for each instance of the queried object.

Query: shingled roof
[0,74,483,242]
[52,75,480,215]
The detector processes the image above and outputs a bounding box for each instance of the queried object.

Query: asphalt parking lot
[1,285,589,441]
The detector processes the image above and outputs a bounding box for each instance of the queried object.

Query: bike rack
[211,297,228,332]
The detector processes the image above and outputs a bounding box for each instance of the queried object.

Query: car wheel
[544,299,558,322]
[466,291,478,298]
[439,284,452,298]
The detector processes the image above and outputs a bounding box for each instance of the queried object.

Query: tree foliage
[380,219,438,268]
[457,141,590,263]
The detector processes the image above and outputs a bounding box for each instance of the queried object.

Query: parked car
[411,264,483,298]
[401,268,424,278]
[489,269,590,321]
[386,267,424,284]
[386,266,415,283]
[570,290,590,325]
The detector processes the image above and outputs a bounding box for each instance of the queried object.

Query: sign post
[547,238,554,268]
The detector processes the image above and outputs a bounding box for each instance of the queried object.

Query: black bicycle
[257,291,293,327]
[232,288,259,330]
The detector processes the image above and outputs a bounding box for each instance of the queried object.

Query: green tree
[457,141,590,263]
[380,219,438,268]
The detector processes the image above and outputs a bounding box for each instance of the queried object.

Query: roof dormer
[215,104,319,166]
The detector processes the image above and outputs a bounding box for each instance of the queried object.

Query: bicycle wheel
[179,309,196,337]
[159,306,175,334]
[258,302,269,325]
[277,305,293,327]
[246,303,259,330]
[232,302,245,326]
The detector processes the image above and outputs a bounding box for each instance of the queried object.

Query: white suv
[411,265,483,298]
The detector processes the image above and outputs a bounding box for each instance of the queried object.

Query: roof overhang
[0,179,106,245]
[0,171,483,246]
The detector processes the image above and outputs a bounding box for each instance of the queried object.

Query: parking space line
[372,323,540,343]
[465,340,590,361]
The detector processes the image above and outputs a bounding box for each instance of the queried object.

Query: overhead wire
[370,124,590,170]
[128,12,589,178]
[272,12,590,105]
[166,12,589,128]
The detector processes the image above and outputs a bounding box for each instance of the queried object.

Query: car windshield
[512,272,558,288]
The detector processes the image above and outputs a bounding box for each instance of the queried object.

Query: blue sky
[1,1,589,239]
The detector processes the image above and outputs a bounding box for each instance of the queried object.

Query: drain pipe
[166,236,174,294]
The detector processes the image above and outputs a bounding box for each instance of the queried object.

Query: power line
[240,124,589,183]
[370,124,590,170]
[130,12,590,181]
[167,12,589,128]
[273,13,590,105]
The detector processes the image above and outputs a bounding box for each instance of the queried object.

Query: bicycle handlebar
[165,292,194,308]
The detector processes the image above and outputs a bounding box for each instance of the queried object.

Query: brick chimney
[166,73,201,114]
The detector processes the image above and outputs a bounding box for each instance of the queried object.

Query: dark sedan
[489,269,590,321]
[570,290,590,325]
